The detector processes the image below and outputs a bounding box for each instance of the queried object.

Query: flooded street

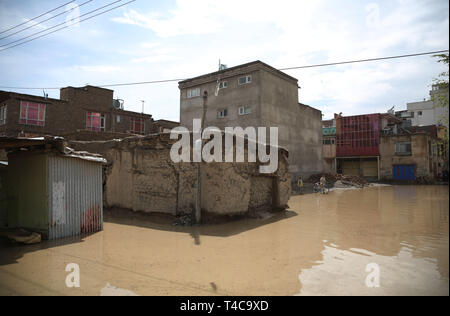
[0,185,448,296]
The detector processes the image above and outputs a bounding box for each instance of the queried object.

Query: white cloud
[73,65,121,73]
[131,54,179,64]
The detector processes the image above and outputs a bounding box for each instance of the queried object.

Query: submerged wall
[69,133,291,217]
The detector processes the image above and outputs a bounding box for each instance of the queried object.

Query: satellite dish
[112,99,123,109]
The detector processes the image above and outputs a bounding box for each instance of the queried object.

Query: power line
[0,0,126,50]
[0,0,76,35]
[0,49,448,90]
[0,0,94,41]
[278,50,450,70]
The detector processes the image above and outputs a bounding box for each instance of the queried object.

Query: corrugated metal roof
[0,136,106,164]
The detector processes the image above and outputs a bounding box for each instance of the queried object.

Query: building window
[187,88,201,98]
[116,115,121,123]
[130,118,145,134]
[0,105,6,126]
[238,106,252,115]
[395,142,412,156]
[86,112,106,132]
[19,101,46,126]
[217,109,228,118]
[418,111,422,116]
[238,75,252,85]
[219,81,228,89]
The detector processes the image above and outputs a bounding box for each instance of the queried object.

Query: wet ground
[0,185,448,296]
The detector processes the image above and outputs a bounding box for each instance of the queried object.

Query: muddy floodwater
[0,185,448,296]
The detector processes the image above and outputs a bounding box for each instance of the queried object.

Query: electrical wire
[0,0,126,49]
[0,0,94,41]
[0,0,76,35]
[0,50,448,90]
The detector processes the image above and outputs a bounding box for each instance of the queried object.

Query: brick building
[0,85,154,139]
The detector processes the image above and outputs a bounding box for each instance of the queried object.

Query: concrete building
[0,85,154,139]
[178,60,323,180]
[329,111,446,181]
[379,125,444,181]
[68,133,291,219]
[334,112,402,180]
[322,119,337,173]
[405,84,449,128]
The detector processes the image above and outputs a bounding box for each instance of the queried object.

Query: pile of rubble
[305,173,368,188]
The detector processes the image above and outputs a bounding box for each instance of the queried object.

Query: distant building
[0,85,154,140]
[151,119,180,133]
[379,125,446,181]
[322,119,336,173]
[403,83,449,128]
[325,112,447,181]
[178,60,323,179]
[333,113,402,180]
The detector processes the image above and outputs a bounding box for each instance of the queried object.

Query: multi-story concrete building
[405,83,449,128]
[0,85,153,139]
[178,60,323,179]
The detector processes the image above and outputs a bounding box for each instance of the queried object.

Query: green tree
[432,53,449,127]
[432,53,449,170]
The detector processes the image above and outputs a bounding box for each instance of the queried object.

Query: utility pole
[195,90,208,224]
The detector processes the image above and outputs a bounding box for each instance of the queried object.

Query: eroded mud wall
[69,134,290,217]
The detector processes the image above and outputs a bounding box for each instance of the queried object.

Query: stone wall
[69,133,290,218]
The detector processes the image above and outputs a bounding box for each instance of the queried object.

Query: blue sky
[0,0,448,121]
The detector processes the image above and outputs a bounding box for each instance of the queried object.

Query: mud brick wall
[69,134,290,217]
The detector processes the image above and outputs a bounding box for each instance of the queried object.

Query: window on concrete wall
[217,109,228,118]
[395,142,412,156]
[19,101,46,126]
[238,75,252,85]
[187,88,201,98]
[238,106,252,115]
[130,118,145,134]
[0,105,6,126]
[219,81,228,89]
[86,112,106,132]
[418,111,423,116]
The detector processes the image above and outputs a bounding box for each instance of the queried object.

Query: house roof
[178,60,298,86]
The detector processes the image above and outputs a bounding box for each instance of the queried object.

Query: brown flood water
[0,185,448,296]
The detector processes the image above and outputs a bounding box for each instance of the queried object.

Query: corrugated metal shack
[0,136,106,240]
[0,161,7,228]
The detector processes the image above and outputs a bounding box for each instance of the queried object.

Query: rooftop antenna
[218,59,227,71]
[140,100,145,114]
